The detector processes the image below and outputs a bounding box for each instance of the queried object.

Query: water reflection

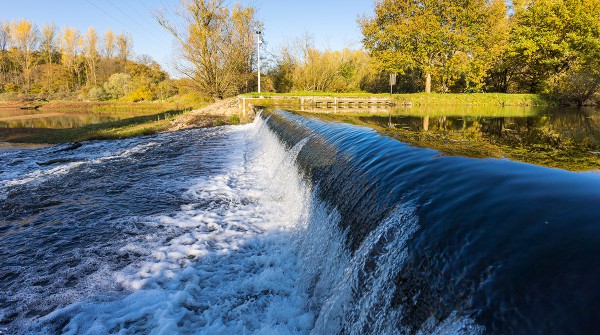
[294,106,600,171]
[0,109,124,129]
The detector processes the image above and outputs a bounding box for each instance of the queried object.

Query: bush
[127,86,155,102]
[103,73,133,99]
[88,87,108,101]
[156,80,179,100]
[548,65,600,106]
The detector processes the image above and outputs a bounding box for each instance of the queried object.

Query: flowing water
[1,110,599,334]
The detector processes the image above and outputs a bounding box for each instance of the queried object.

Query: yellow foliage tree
[60,27,81,89]
[10,19,39,92]
[103,29,116,58]
[84,27,100,86]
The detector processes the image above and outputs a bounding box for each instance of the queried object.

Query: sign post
[389,73,397,96]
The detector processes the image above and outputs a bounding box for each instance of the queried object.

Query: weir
[260,109,600,334]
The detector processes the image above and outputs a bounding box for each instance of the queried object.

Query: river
[1,110,599,334]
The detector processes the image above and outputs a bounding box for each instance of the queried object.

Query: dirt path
[168,98,243,131]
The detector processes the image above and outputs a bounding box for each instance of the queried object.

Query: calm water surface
[298,105,600,170]
[0,109,124,129]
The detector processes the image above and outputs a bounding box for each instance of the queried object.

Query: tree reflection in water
[296,106,600,171]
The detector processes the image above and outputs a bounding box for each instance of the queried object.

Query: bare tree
[155,0,259,99]
[0,20,10,52]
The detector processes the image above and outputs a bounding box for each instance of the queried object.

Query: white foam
[30,119,315,334]
[14,116,483,334]
[1,141,161,197]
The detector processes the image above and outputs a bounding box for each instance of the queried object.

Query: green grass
[240,92,558,106]
[0,96,227,144]
[1,109,189,144]
[298,105,552,118]
[392,92,557,106]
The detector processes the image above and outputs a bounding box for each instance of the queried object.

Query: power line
[85,0,169,51]
[123,0,173,40]
[124,0,157,24]
[137,0,153,13]
[85,0,137,34]
[106,0,154,35]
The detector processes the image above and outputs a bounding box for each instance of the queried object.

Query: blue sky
[2,0,374,73]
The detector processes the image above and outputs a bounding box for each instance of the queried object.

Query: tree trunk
[425,73,431,93]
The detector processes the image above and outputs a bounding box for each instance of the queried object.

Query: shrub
[127,86,154,102]
[103,73,133,99]
[88,86,108,101]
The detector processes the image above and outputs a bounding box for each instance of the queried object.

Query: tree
[116,32,133,64]
[40,23,57,63]
[11,19,39,92]
[60,27,81,89]
[83,27,100,86]
[269,44,296,93]
[360,0,508,93]
[506,0,600,101]
[37,23,59,93]
[103,29,116,58]
[156,0,259,99]
[0,20,11,91]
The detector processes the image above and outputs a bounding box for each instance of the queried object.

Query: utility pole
[256,30,262,94]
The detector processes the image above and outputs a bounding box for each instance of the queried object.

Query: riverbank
[0,92,575,145]
[241,92,560,106]
[0,98,243,144]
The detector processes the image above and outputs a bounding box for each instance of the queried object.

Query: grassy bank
[240,92,558,106]
[0,97,241,144]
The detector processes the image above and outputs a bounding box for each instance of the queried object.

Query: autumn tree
[116,32,133,63]
[103,29,116,58]
[11,19,39,92]
[40,24,57,64]
[0,20,11,90]
[60,27,81,89]
[156,0,259,99]
[83,27,100,86]
[269,44,296,93]
[360,0,508,93]
[38,23,58,92]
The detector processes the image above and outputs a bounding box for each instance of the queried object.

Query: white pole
[256,31,262,94]
[257,40,261,93]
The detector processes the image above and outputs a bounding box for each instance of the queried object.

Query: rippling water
[1,111,599,334]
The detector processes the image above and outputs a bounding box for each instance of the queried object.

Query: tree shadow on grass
[0,109,190,144]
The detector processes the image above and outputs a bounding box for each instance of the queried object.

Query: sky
[1,0,374,74]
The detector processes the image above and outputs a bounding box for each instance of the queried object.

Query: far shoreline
[1,92,597,147]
